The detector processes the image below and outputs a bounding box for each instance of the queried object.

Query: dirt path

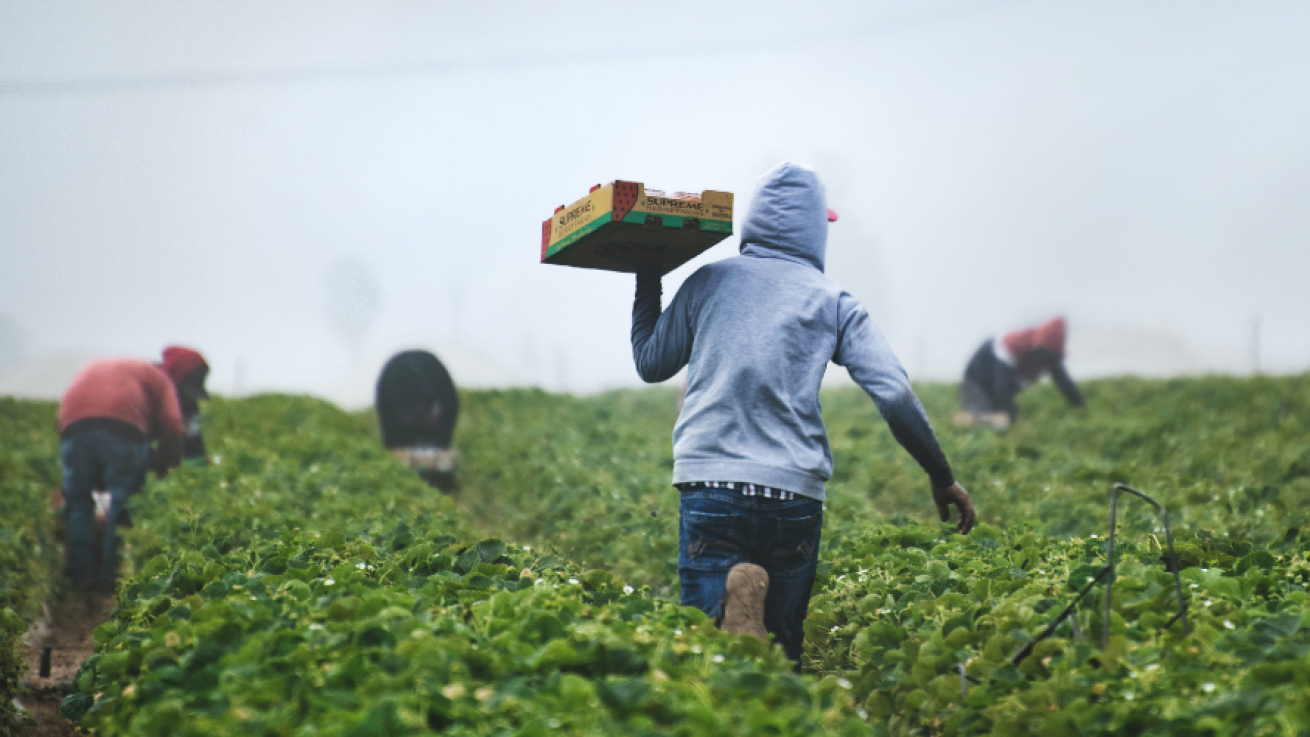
[12,595,114,736]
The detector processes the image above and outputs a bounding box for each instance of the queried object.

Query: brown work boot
[721,563,769,640]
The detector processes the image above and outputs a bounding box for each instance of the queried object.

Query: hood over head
[1003,317,1068,360]
[738,162,830,272]
[1033,317,1067,355]
[158,346,209,398]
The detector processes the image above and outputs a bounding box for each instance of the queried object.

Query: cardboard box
[541,181,734,275]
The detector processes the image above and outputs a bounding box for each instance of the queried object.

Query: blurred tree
[0,314,29,368]
[322,256,382,360]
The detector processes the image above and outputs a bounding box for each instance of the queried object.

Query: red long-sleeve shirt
[58,359,185,444]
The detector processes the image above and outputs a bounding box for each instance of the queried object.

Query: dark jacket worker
[375,350,460,492]
[957,317,1084,429]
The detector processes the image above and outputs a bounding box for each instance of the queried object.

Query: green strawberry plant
[0,398,62,716]
[59,394,866,735]
[3,373,1308,734]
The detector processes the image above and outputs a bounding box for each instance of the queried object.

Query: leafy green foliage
[5,374,1309,734]
[0,397,61,710]
[811,521,1310,735]
[78,532,864,736]
[435,376,1310,733]
[70,394,864,735]
[445,388,684,596]
[811,376,1310,734]
[826,376,1310,544]
[126,394,469,562]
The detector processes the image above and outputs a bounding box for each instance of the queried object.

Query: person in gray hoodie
[623,162,975,666]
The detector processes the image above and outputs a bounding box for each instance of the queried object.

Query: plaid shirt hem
[675,480,796,501]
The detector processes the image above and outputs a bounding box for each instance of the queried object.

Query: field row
[0,398,63,714]
[2,376,1308,734]
[46,394,865,736]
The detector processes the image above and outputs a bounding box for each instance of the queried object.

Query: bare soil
[11,594,114,736]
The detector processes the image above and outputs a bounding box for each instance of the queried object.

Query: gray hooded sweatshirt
[630,162,954,500]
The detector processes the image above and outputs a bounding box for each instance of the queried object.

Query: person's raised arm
[834,295,975,532]
[622,247,695,383]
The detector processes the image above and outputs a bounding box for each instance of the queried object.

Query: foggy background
[1,0,1307,406]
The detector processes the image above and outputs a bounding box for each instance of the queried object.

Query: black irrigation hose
[1104,483,1189,649]
[960,483,1192,697]
[17,678,76,693]
[1010,565,1110,667]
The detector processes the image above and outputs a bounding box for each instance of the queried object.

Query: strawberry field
[3,376,1310,735]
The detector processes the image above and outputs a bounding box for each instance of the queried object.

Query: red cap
[1034,316,1067,354]
[1002,317,1067,362]
[159,346,208,384]
[827,209,839,222]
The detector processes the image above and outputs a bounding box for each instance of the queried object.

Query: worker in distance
[375,349,461,493]
[955,316,1084,430]
[57,352,192,591]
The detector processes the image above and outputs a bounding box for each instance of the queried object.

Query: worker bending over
[58,357,185,588]
[375,350,460,492]
[956,316,1084,430]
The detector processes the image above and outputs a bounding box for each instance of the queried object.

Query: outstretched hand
[933,482,977,534]
[599,243,666,273]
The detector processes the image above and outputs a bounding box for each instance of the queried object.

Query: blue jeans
[60,429,149,583]
[678,488,823,665]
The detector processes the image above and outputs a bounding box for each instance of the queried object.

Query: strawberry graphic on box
[540,181,734,275]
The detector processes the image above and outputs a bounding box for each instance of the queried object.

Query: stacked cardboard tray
[541,181,734,275]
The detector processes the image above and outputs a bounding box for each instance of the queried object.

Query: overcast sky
[1,0,1307,399]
